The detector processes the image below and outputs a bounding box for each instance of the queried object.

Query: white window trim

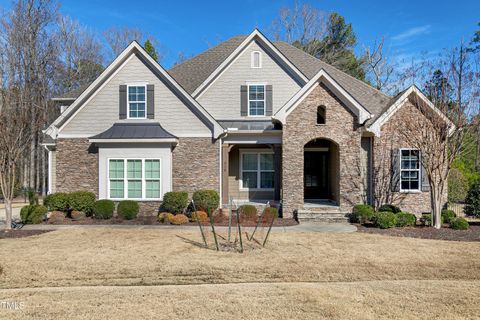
[239,149,274,191]
[251,51,262,68]
[126,84,147,120]
[247,84,266,117]
[399,148,421,193]
[107,158,162,200]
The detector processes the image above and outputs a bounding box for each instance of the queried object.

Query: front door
[304,151,329,199]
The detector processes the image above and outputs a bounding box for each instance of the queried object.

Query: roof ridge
[169,35,248,72]
[273,40,391,99]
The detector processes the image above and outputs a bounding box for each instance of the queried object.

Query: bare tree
[363,37,394,91]
[398,44,479,229]
[0,0,56,229]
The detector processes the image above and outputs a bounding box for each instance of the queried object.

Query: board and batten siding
[197,41,302,119]
[61,53,211,137]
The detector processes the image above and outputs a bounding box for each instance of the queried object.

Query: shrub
[29,205,48,224]
[43,192,69,212]
[379,204,401,213]
[448,168,469,203]
[465,180,480,217]
[191,211,209,222]
[117,200,139,220]
[20,205,35,223]
[395,212,417,227]
[93,200,115,219]
[162,191,188,214]
[169,213,189,225]
[27,189,39,205]
[239,204,257,221]
[450,217,469,230]
[262,207,279,222]
[441,209,457,224]
[192,189,219,213]
[351,204,374,223]
[421,214,444,227]
[373,211,397,229]
[158,212,174,223]
[68,191,96,216]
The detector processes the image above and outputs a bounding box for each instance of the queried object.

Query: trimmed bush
[117,200,139,220]
[191,211,209,222]
[158,212,174,223]
[379,204,401,214]
[162,191,188,214]
[441,209,457,224]
[465,180,480,217]
[450,217,469,230]
[396,212,417,227]
[421,214,444,227]
[351,204,374,223]
[192,189,219,213]
[239,204,257,221]
[68,191,96,216]
[44,192,69,212]
[20,205,35,223]
[29,205,48,224]
[373,211,397,229]
[262,207,279,222]
[93,200,115,219]
[169,213,189,225]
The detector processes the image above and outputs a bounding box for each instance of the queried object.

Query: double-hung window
[400,149,420,192]
[108,159,161,199]
[241,152,274,190]
[127,85,146,119]
[248,85,265,116]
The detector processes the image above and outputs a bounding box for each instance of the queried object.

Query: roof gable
[45,41,224,139]
[274,69,373,124]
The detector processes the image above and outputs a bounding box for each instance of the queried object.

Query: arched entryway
[303,138,340,204]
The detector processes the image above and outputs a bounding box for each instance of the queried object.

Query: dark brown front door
[304,151,329,199]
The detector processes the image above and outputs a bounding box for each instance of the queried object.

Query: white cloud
[392,25,431,42]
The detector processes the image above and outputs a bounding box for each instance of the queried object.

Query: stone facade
[374,100,447,215]
[282,83,364,218]
[56,138,99,196]
[172,137,220,195]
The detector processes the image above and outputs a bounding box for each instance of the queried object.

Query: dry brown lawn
[1,228,480,319]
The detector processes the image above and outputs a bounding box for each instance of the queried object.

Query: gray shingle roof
[90,123,177,140]
[54,83,90,100]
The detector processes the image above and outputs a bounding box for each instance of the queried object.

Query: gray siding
[198,41,302,119]
[61,54,211,137]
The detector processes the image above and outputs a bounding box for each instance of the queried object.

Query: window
[251,51,262,68]
[317,106,326,124]
[108,159,161,199]
[127,85,146,119]
[240,152,274,190]
[400,149,420,191]
[248,85,265,116]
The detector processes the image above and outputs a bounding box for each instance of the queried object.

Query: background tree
[143,39,159,62]
[363,37,394,91]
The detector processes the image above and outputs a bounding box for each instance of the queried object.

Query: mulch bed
[356,222,480,242]
[0,229,52,239]
[41,215,298,227]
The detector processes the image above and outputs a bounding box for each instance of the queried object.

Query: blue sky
[1,0,479,68]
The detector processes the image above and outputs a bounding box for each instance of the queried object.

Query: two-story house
[43,29,446,219]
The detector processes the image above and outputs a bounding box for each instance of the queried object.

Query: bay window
[108,159,161,199]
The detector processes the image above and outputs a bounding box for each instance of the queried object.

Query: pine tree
[144,39,159,62]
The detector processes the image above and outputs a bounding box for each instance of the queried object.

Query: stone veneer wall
[56,138,99,196]
[172,137,220,195]
[374,101,446,215]
[282,83,364,218]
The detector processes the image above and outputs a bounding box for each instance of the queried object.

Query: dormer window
[251,51,262,68]
[317,106,326,124]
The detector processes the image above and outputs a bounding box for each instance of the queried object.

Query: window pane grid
[109,159,161,199]
[128,85,146,119]
[241,153,274,189]
[248,85,265,116]
[400,149,420,191]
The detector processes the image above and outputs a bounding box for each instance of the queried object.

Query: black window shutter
[147,84,154,119]
[240,85,248,116]
[391,149,400,192]
[266,85,273,116]
[421,152,430,192]
[119,85,127,119]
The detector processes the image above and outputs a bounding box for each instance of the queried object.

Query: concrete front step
[297,210,350,223]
